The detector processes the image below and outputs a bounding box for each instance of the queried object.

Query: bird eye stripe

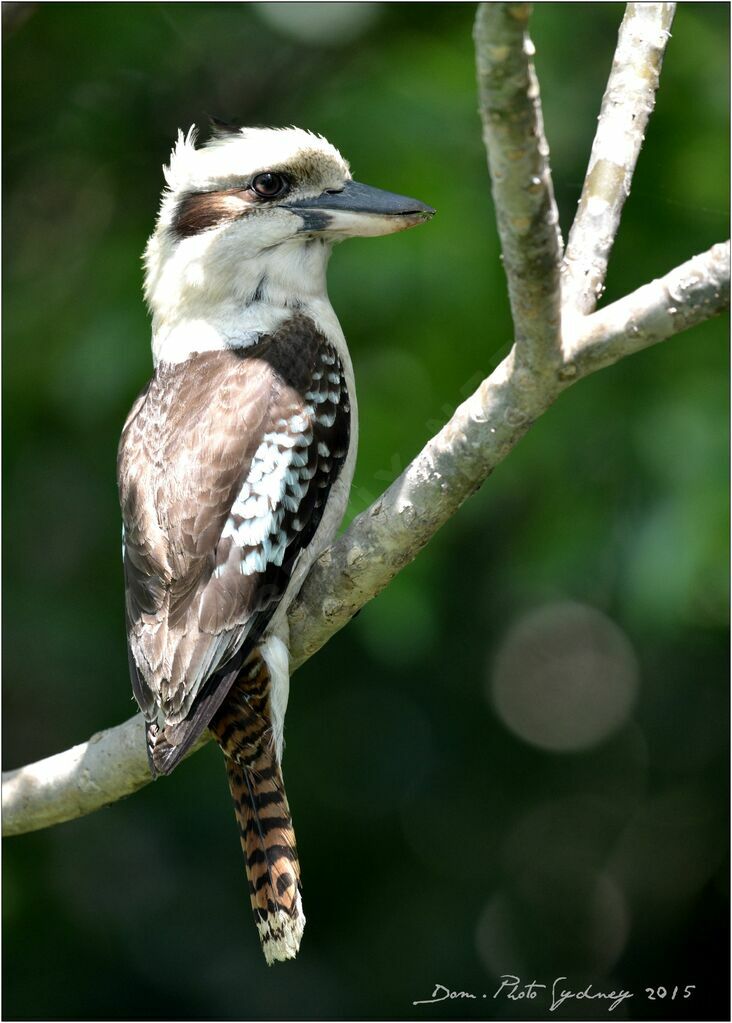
[171,189,249,239]
[170,172,292,239]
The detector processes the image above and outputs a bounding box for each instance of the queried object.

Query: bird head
[144,124,434,334]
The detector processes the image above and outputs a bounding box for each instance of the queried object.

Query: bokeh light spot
[253,2,381,45]
[489,602,639,752]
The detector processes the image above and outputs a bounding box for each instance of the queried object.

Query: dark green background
[3,3,729,1020]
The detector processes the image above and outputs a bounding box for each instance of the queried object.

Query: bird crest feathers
[162,123,350,195]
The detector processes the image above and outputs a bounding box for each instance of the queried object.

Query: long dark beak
[285,179,435,237]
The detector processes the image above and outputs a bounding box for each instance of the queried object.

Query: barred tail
[211,652,304,965]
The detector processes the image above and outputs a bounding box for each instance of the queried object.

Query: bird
[117,123,434,965]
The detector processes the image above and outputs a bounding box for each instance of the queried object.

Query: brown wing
[118,315,350,773]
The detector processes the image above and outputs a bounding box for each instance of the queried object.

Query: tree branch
[2,717,202,838]
[474,2,563,371]
[562,2,676,317]
[568,241,730,377]
[3,3,728,838]
[4,237,728,837]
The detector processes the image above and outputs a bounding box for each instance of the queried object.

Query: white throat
[146,228,338,366]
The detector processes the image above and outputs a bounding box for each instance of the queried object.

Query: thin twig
[474,2,563,371]
[562,2,676,318]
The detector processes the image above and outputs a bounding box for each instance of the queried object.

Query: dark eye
[251,172,288,199]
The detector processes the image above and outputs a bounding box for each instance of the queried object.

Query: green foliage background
[3,3,729,1020]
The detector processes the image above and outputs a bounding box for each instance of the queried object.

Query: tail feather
[225,755,304,963]
[211,651,305,965]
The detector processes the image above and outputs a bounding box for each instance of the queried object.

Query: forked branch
[3,3,728,838]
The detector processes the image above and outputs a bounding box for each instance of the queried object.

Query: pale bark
[474,2,563,372]
[567,242,730,377]
[2,718,209,837]
[3,3,728,838]
[561,2,676,317]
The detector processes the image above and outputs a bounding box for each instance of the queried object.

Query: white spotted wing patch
[219,424,308,576]
[216,338,350,583]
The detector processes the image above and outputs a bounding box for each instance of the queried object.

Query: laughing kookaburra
[117,123,433,964]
